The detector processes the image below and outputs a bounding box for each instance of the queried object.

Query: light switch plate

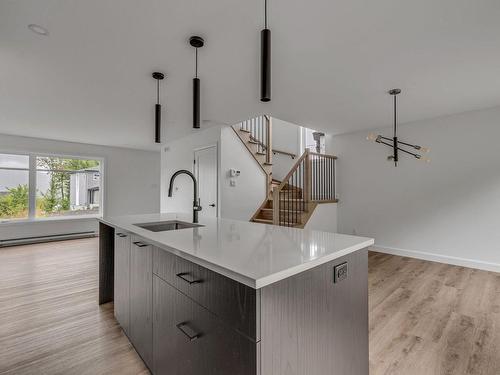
[333,262,348,283]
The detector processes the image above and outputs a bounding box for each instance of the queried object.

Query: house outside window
[0,152,103,222]
[300,127,325,154]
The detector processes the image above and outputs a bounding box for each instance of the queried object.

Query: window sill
[0,214,102,226]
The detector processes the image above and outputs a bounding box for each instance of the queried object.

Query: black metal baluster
[321,156,328,200]
[320,155,323,200]
[286,177,291,226]
[328,157,331,200]
[294,171,297,226]
[315,155,318,201]
[329,158,333,200]
[324,156,327,200]
[333,159,336,200]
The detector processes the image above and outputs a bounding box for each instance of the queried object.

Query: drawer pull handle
[116,233,127,238]
[176,322,201,341]
[133,241,148,247]
[176,272,203,285]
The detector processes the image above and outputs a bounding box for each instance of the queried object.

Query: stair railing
[239,115,272,166]
[309,151,337,203]
[272,149,337,227]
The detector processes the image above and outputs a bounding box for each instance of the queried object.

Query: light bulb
[420,147,430,153]
[366,133,378,141]
[420,156,431,163]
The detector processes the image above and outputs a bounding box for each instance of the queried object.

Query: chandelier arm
[378,135,393,142]
[397,147,420,159]
[397,139,421,149]
[377,140,394,148]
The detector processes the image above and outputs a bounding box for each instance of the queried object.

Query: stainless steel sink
[133,220,203,232]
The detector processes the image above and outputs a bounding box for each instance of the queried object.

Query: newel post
[272,187,280,225]
[304,149,311,207]
[265,115,272,166]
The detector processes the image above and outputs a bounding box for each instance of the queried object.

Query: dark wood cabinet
[153,275,257,375]
[153,247,258,340]
[129,237,153,369]
[102,222,369,375]
[114,231,130,334]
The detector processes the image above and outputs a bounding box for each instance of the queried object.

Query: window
[0,153,102,222]
[0,154,30,221]
[300,127,325,154]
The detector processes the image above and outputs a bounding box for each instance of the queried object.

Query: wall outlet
[229,169,240,177]
[333,262,348,283]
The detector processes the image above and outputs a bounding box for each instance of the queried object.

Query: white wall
[305,203,338,233]
[271,118,301,181]
[161,125,267,222]
[220,127,266,221]
[330,106,500,270]
[161,126,223,215]
[0,134,160,240]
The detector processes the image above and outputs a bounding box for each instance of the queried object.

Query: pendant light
[190,36,204,129]
[152,72,165,143]
[260,0,271,102]
[367,89,430,166]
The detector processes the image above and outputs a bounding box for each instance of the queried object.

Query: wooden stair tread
[253,218,300,226]
[260,208,303,213]
[252,218,273,224]
[238,129,251,133]
[270,197,305,201]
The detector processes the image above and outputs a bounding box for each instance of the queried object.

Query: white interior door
[194,146,218,218]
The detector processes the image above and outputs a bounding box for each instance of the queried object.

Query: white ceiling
[1,0,500,150]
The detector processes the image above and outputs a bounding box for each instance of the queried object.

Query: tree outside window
[0,153,102,221]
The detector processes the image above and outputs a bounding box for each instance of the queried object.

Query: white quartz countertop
[99,213,374,289]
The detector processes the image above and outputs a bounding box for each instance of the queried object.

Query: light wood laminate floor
[1,239,499,374]
[0,238,148,375]
[369,251,500,375]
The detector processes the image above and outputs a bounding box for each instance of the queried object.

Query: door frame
[193,143,220,218]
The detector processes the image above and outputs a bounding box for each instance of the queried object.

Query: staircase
[252,180,316,227]
[233,116,338,228]
[232,116,273,196]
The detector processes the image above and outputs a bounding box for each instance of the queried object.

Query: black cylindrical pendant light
[152,72,165,143]
[190,36,204,129]
[193,76,200,128]
[260,0,271,102]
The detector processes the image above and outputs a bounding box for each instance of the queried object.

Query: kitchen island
[98,213,374,375]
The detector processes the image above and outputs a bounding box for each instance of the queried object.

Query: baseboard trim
[0,231,97,247]
[370,245,500,273]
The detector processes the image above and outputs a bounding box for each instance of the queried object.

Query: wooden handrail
[276,150,309,192]
[265,115,272,165]
[308,151,337,159]
[273,149,338,226]
[272,149,296,159]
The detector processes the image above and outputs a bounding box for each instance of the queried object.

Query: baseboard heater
[0,231,97,247]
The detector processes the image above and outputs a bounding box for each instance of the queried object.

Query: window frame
[0,150,105,224]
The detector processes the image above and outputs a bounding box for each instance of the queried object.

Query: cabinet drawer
[114,231,130,335]
[130,236,153,369]
[153,275,257,375]
[153,247,258,340]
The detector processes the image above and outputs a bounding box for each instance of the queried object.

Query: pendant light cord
[393,94,397,138]
[195,48,198,78]
[264,0,268,29]
[157,79,160,105]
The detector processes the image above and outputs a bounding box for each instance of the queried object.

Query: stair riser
[279,192,303,199]
[277,201,307,210]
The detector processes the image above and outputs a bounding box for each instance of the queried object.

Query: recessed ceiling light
[28,24,49,36]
